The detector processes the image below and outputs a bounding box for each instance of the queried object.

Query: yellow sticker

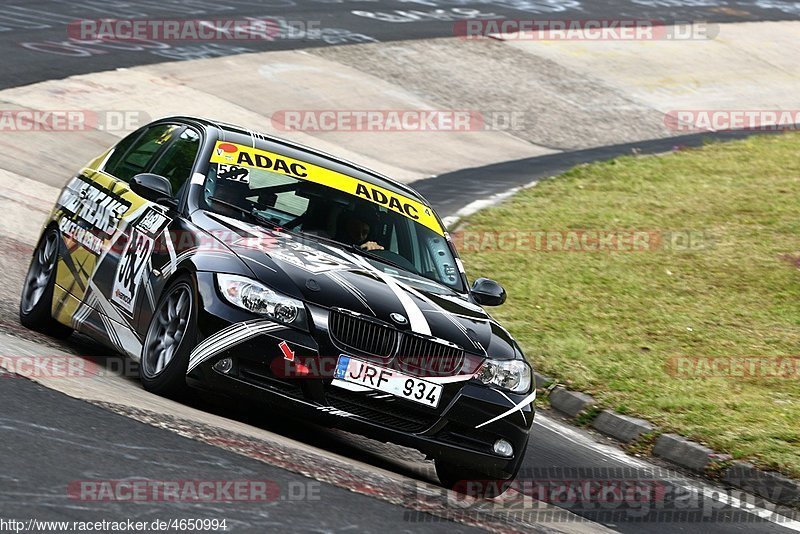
[210,141,443,235]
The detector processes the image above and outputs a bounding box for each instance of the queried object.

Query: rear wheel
[435,460,518,498]
[139,275,197,398]
[19,228,73,338]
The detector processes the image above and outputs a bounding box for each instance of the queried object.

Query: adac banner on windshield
[210,141,444,236]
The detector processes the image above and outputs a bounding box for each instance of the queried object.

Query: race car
[19,116,535,492]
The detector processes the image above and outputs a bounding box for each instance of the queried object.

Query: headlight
[478,358,532,394]
[216,274,308,329]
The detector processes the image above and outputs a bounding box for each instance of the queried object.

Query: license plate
[333,355,442,408]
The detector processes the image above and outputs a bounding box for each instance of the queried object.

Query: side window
[150,128,201,196]
[100,127,145,175]
[104,124,181,183]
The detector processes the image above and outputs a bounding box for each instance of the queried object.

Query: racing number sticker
[112,229,154,314]
[136,208,171,239]
[218,164,250,183]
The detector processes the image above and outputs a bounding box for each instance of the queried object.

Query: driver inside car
[339,210,384,252]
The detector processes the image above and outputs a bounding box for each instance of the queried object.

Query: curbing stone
[591,410,654,443]
[537,386,800,505]
[549,386,596,418]
[534,372,553,389]
[653,434,714,472]
[723,461,800,507]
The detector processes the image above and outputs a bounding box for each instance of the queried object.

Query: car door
[130,127,204,336]
[105,126,202,329]
[59,123,200,357]
[50,124,174,332]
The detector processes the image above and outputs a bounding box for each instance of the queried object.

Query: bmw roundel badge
[390,312,408,325]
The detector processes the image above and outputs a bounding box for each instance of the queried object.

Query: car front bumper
[187,272,535,480]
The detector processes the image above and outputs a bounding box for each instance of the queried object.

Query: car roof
[160,115,432,206]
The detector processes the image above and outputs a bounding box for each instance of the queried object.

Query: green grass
[458,133,800,478]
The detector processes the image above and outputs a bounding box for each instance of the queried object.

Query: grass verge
[458,133,800,478]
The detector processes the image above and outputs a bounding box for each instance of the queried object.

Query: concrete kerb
[652,433,717,472]
[591,410,654,444]
[540,380,799,507]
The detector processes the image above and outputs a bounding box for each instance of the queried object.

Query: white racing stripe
[400,284,484,353]
[326,247,432,336]
[424,374,476,384]
[85,280,143,358]
[475,390,536,429]
[71,299,93,331]
[187,320,285,373]
[161,247,235,277]
[206,212,261,237]
[366,274,430,335]
[162,231,178,275]
[189,322,278,368]
[316,244,487,383]
[143,260,156,310]
[189,321,248,359]
[239,254,278,273]
[497,389,528,426]
[94,300,122,352]
[326,270,374,314]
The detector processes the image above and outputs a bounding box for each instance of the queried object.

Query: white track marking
[536,414,800,529]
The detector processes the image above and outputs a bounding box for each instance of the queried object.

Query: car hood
[202,212,519,359]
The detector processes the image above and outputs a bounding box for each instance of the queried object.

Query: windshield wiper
[207,197,280,230]
[249,210,282,230]
[207,200,424,277]
[345,243,423,277]
[208,196,251,217]
[289,229,419,275]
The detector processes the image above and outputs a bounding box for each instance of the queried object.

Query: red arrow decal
[278,340,295,362]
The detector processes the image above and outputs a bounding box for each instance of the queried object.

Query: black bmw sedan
[20,116,535,492]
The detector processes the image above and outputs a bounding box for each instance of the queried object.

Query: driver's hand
[360,241,384,251]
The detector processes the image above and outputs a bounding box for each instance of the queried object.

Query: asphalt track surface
[0,377,484,534]
[1,1,799,533]
[3,0,800,90]
[414,128,796,217]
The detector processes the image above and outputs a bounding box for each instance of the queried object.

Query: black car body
[20,116,535,489]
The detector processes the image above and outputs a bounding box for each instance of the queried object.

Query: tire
[19,227,73,339]
[435,459,518,498]
[139,274,197,398]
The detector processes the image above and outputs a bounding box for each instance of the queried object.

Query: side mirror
[471,277,506,306]
[131,173,174,205]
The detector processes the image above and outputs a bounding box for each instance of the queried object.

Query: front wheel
[139,275,197,398]
[435,460,518,498]
[19,227,73,338]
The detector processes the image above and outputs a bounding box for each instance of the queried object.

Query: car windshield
[201,159,464,292]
